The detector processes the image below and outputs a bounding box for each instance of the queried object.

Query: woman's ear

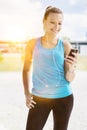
[43,18,45,23]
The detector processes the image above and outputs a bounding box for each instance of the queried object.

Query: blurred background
[0,0,87,130]
[0,0,87,71]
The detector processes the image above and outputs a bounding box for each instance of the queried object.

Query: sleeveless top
[31,37,72,98]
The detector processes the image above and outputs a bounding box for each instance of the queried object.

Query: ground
[0,71,87,130]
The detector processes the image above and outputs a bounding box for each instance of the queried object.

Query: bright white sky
[0,0,87,41]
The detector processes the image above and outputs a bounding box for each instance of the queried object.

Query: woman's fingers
[26,96,36,105]
[66,57,76,63]
[26,96,36,109]
[65,52,78,64]
[31,99,36,105]
[26,102,35,108]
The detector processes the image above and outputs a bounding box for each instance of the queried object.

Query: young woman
[22,6,78,130]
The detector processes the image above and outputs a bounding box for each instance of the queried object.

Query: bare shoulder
[23,38,37,71]
[26,38,37,51]
[63,40,72,56]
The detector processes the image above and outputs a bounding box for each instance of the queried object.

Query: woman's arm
[64,59,76,82]
[22,39,36,108]
[22,40,33,95]
[64,40,78,82]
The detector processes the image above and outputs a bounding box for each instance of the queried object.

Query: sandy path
[0,71,87,130]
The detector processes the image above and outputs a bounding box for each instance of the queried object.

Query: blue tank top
[32,37,72,98]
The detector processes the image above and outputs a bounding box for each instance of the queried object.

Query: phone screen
[68,49,78,57]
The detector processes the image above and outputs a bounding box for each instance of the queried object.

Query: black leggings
[26,94,73,130]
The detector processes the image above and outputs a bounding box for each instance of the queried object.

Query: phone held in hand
[68,48,78,57]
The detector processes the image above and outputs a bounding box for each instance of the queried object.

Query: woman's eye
[59,22,62,25]
[50,21,55,24]
[50,21,62,25]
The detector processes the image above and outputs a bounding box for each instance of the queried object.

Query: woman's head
[43,6,63,36]
[43,6,63,20]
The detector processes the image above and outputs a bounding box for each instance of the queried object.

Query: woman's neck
[41,35,58,49]
[43,34,58,45]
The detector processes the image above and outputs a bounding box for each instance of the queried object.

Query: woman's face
[43,12,63,36]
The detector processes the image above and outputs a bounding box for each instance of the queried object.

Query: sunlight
[6,22,43,42]
[7,26,27,42]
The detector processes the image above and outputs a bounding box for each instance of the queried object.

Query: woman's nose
[54,23,59,29]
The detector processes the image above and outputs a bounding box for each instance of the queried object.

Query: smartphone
[68,48,78,57]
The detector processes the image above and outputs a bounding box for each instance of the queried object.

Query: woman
[22,6,78,130]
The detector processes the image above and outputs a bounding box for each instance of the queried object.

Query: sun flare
[7,26,27,42]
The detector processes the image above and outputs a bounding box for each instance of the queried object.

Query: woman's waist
[32,81,70,91]
[32,84,72,99]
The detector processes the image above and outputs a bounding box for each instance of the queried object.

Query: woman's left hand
[65,52,78,68]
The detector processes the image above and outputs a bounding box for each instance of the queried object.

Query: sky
[0,0,87,42]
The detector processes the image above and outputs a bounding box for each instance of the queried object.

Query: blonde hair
[43,6,63,20]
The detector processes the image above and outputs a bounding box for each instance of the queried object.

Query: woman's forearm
[65,68,76,82]
[22,70,30,95]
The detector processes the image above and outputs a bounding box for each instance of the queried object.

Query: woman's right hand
[25,92,36,109]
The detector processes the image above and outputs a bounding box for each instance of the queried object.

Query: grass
[77,55,87,70]
[0,54,23,71]
[0,54,87,71]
